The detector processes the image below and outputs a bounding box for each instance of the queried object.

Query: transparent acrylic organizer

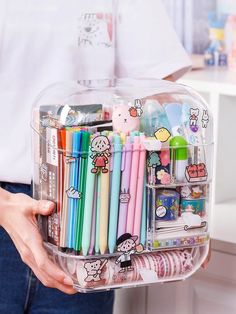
[32,79,213,292]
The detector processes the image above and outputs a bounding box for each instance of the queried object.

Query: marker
[81,143,96,256]
[126,136,140,234]
[117,136,132,237]
[99,148,110,254]
[108,134,122,253]
[68,131,81,248]
[74,131,90,251]
[88,181,97,255]
[169,136,188,182]
[95,174,101,254]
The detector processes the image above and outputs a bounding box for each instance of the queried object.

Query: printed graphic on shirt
[78,13,112,47]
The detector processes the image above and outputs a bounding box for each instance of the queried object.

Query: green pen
[74,131,90,251]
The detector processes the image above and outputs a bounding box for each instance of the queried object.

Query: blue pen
[67,131,81,248]
[108,134,122,253]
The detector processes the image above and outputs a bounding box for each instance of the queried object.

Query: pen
[108,134,122,253]
[126,135,140,234]
[117,136,132,237]
[88,182,97,255]
[81,142,96,256]
[133,134,146,239]
[67,131,81,249]
[74,131,90,251]
[140,175,147,246]
[62,130,73,248]
[95,173,101,254]
[99,135,111,254]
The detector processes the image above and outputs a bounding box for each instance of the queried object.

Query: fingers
[11,230,76,294]
[31,199,55,216]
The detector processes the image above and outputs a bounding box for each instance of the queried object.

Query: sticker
[156,169,171,185]
[154,127,171,142]
[185,163,208,182]
[129,99,143,117]
[116,233,143,272]
[84,259,108,282]
[119,189,130,204]
[189,108,199,132]
[147,152,161,168]
[66,186,82,199]
[201,110,209,128]
[90,135,111,173]
[156,205,167,218]
[40,163,48,182]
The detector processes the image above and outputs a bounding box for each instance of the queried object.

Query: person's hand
[0,188,76,294]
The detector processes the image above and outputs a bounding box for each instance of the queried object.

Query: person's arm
[116,0,192,81]
[0,188,76,294]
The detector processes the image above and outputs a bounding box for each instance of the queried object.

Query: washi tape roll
[155,189,180,221]
[181,199,205,217]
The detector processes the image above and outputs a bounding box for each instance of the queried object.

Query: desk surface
[179,68,236,96]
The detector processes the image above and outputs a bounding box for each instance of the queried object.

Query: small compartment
[32,79,213,292]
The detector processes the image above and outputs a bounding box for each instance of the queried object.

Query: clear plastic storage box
[32,79,213,292]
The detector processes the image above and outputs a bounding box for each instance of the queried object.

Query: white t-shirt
[0,0,191,184]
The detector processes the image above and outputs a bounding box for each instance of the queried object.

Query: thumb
[32,200,55,216]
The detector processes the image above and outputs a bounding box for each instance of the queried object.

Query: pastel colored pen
[68,131,81,248]
[63,130,73,248]
[169,136,188,182]
[88,184,97,255]
[126,135,140,234]
[133,135,146,239]
[99,149,110,254]
[117,136,132,237]
[108,134,122,253]
[140,175,147,246]
[95,174,101,254]
[74,131,90,251]
[81,144,96,256]
[165,103,183,136]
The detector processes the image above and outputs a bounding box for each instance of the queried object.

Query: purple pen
[117,136,132,237]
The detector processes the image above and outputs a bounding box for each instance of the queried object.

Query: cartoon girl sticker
[115,233,143,272]
[90,135,111,174]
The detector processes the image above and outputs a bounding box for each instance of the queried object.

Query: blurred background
[114,1,236,313]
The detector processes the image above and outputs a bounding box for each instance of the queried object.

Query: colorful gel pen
[81,144,96,256]
[108,134,122,253]
[133,135,146,239]
[68,131,81,249]
[126,135,140,234]
[95,174,101,254]
[74,131,90,251]
[117,136,132,237]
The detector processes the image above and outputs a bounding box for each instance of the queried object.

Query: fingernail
[63,277,74,286]
[43,201,53,211]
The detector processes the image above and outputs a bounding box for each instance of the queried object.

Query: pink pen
[117,136,132,237]
[126,136,140,234]
[133,135,146,239]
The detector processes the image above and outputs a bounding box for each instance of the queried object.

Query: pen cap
[169,136,188,160]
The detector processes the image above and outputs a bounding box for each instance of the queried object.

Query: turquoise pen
[81,143,96,256]
[108,134,122,253]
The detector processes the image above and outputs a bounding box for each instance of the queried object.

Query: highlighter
[169,136,188,182]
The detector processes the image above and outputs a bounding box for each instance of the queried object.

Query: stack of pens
[40,126,147,256]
